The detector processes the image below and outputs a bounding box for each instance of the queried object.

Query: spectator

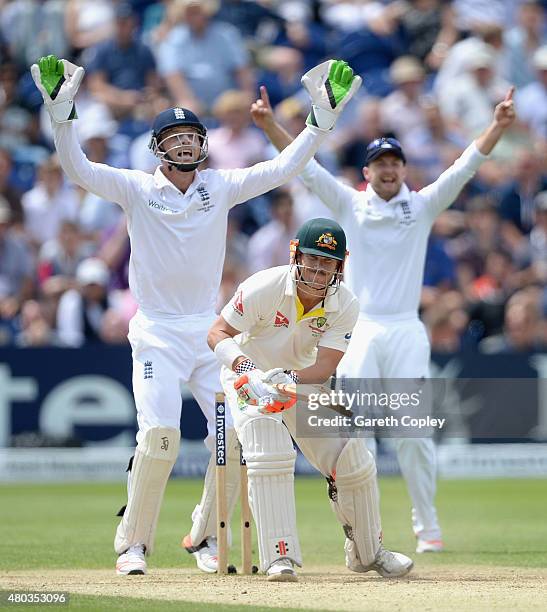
[272,12,328,71]
[438,45,509,140]
[449,196,504,283]
[247,188,297,273]
[0,196,34,331]
[65,0,115,60]
[84,3,159,121]
[142,0,186,47]
[480,287,545,353]
[257,46,305,108]
[0,0,68,70]
[22,154,80,248]
[56,257,111,347]
[335,13,405,96]
[207,90,267,169]
[157,0,254,115]
[0,148,23,226]
[526,190,547,283]
[504,0,546,89]
[15,300,57,347]
[381,56,428,144]
[434,24,507,94]
[402,0,458,69]
[403,96,466,186]
[516,45,547,145]
[216,0,284,44]
[37,220,93,294]
[468,249,517,341]
[0,62,33,151]
[423,232,457,292]
[423,290,469,352]
[499,150,547,241]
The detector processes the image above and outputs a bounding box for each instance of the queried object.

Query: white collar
[153,166,205,195]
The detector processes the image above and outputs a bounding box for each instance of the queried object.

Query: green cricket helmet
[292,218,347,261]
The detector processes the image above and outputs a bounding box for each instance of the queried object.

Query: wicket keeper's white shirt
[220,265,359,372]
[52,122,326,316]
[299,143,487,316]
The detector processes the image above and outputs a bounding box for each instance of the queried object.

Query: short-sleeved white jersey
[52,122,326,316]
[298,143,487,316]
[220,265,359,371]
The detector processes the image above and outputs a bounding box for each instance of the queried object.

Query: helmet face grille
[149,129,208,171]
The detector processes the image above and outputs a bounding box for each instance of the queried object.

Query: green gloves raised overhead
[30,55,84,123]
[301,59,362,132]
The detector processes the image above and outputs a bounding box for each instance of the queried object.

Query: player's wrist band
[234,358,257,375]
[214,337,249,370]
[285,370,300,384]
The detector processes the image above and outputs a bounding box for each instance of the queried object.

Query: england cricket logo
[174,108,186,119]
[315,233,337,251]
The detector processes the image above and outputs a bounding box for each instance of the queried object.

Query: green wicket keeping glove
[301,59,362,132]
[30,55,84,123]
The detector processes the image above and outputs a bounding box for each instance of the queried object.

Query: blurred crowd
[0,0,546,354]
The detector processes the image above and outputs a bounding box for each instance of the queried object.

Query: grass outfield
[1,477,547,610]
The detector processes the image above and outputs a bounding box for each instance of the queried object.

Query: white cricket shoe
[363,546,413,578]
[116,544,146,575]
[182,534,218,573]
[267,558,298,582]
[416,538,444,553]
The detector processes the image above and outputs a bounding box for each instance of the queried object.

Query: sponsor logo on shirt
[233,290,244,316]
[344,332,352,341]
[274,311,290,327]
[315,232,337,251]
[148,199,177,214]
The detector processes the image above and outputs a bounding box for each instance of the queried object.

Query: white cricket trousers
[129,308,233,449]
[338,311,441,541]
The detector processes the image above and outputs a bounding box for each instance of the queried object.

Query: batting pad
[240,417,302,570]
[115,427,180,555]
[190,428,241,546]
[328,438,382,569]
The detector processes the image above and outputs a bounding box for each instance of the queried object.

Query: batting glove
[30,55,84,123]
[301,59,362,132]
[262,368,300,386]
[234,369,272,406]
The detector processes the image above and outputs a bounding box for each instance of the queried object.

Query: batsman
[30,55,361,575]
[208,218,413,581]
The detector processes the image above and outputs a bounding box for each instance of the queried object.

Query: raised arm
[420,86,516,220]
[220,60,361,205]
[251,85,356,216]
[31,55,139,209]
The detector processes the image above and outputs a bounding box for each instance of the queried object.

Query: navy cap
[364,137,406,166]
[151,107,206,139]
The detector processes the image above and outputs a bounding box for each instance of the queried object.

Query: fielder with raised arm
[251,84,516,553]
[208,217,413,581]
[30,55,361,575]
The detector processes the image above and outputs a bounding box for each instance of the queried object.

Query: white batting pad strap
[115,427,180,555]
[190,428,241,546]
[329,438,382,568]
[240,417,302,570]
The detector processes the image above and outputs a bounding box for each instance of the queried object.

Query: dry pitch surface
[2,565,547,611]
